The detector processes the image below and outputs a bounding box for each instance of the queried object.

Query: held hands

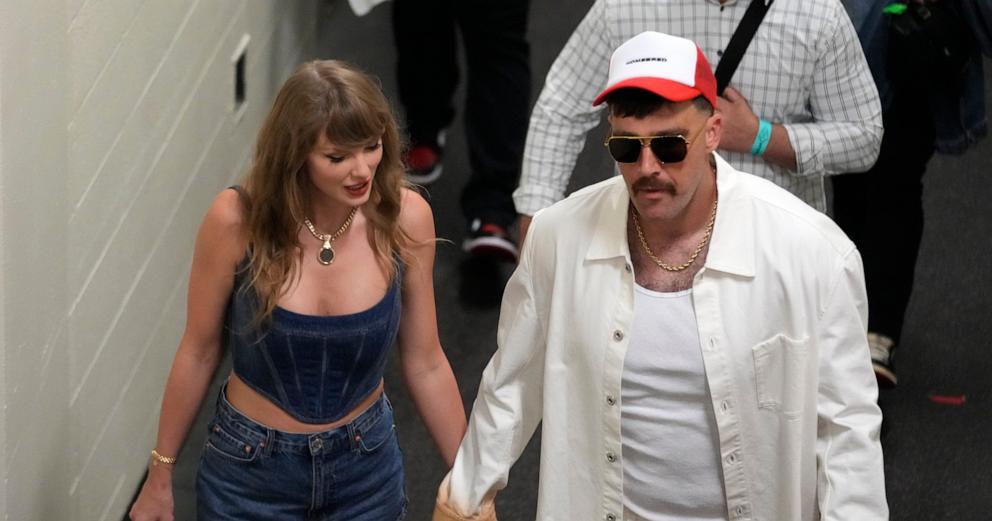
[716,87,760,154]
[432,475,498,521]
[128,463,175,521]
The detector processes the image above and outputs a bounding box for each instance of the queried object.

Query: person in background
[515,0,883,244]
[129,60,466,521]
[433,31,886,521]
[834,0,992,388]
[393,0,531,263]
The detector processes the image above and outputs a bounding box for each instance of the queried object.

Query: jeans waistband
[213,382,391,456]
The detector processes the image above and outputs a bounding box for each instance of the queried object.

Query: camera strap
[715,0,775,95]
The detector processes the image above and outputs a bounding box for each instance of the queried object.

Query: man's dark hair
[605,88,713,119]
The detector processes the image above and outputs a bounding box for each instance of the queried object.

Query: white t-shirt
[621,285,727,521]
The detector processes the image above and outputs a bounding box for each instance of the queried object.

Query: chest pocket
[752,334,810,419]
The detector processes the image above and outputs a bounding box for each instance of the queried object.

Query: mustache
[632,177,676,194]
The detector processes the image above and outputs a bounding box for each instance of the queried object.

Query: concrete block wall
[0,1,319,519]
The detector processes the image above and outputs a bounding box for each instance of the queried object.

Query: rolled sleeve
[783,4,883,177]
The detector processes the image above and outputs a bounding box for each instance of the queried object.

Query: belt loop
[261,428,274,456]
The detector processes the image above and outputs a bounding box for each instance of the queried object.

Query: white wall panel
[68,0,199,204]
[1,1,319,518]
[68,0,146,114]
[0,0,73,515]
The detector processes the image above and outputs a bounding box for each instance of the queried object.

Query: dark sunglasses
[603,126,704,164]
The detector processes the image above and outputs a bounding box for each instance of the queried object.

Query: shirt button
[717,49,724,57]
[606,451,617,463]
[624,263,632,273]
[606,514,617,521]
[720,400,730,412]
[726,452,738,464]
[613,330,624,341]
[606,395,617,406]
[736,505,745,516]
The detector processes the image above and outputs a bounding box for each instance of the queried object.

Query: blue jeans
[196,387,407,520]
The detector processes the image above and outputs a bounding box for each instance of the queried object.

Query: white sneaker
[868,332,897,388]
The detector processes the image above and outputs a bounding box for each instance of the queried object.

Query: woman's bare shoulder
[399,187,435,241]
[197,187,249,262]
[208,187,247,228]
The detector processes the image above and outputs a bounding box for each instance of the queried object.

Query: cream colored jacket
[435,154,887,521]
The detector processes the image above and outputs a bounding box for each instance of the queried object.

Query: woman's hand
[128,464,175,521]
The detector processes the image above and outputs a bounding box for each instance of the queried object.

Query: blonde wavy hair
[240,60,409,326]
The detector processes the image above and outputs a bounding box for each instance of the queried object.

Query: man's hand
[716,86,760,154]
[716,86,798,171]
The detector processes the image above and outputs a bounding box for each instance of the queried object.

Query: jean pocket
[355,412,396,455]
[204,420,261,463]
[752,334,810,419]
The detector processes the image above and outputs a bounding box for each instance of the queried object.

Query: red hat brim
[592,77,715,108]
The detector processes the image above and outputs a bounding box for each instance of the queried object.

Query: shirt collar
[585,177,633,262]
[706,153,755,277]
[584,153,755,278]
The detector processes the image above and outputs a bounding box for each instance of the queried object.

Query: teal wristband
[750,119,772,156]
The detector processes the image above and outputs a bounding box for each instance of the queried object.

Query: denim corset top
[226,258,402,424]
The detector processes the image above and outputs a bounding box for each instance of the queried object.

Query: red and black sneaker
[403,143,443,185]
[463,219,519,263]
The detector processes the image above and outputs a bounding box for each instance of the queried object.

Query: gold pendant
[318,239,335,265]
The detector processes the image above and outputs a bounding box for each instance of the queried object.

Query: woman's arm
[396,189,467,467]
[129,189,247,521]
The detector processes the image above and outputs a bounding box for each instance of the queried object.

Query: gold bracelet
[151,449,177,465]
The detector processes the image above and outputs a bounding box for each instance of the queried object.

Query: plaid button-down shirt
[516,0,882,214]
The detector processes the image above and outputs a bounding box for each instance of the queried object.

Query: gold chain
[631,196,718,272]
[304,207,358,242]
[303,207,358,265]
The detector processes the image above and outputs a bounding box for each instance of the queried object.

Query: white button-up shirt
[445,154,888,521]
[516,0,883,215]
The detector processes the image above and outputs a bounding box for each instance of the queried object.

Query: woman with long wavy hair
[129,60,467,520]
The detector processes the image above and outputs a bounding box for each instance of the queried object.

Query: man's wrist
[751,119,773,156]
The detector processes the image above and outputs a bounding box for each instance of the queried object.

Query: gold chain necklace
[303,207,358,265]
[631,196,718,272]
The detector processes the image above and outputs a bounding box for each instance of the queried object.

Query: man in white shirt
[434,31,887,521]
[516,0,883,244]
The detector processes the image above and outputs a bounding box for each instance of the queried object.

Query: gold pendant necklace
[303,207,358,265]
[631,195,718,272]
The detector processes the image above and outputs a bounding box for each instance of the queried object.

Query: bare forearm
[152,344,224,462]
[716,118,798,172]
[717,87,798,172]
[761,123,798,171]
[403,354,467,467]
